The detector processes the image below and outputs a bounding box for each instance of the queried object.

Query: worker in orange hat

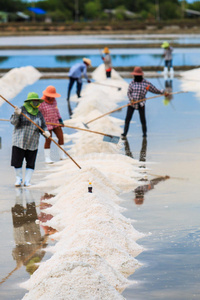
[101,47,112,78]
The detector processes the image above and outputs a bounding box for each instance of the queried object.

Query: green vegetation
[1,0,200,22]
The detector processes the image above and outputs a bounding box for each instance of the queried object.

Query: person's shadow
[123,137,170,205]
[11,189,47,275]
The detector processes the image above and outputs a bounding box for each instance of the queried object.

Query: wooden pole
[0,94,81,169]
[47,122,115,138]
[85,91,188,126]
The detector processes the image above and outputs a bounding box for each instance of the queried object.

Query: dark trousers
[123,105,147,137]
[165,60,172,68]
[106,70,111,78]
[11,146,38,169]
[67,77,82,101]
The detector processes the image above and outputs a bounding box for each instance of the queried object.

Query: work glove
[43,131,51,139]
[14,106,22,115]
[59,118,64,127]
[87,79,91,83]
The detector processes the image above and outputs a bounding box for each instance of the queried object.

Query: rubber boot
[59,147,67,160]
[15,168,23,187]
[170,67,174,77]
[24,168,34,187]
[44,149,54,164]
[163,67,168,75]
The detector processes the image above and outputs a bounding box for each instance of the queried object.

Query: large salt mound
[0,66,41,106]
[21,261,125,300]
[49,229,141,277]
[25,65,147,299]
[22,247,133,293]
[180,67,200,97]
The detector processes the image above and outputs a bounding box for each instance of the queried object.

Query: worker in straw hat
[161,41,174,76]
[39,85,66,164]
[121,66,168,138]
[101,47,112,78]
[67,57,92,114]
[10,92,50,187]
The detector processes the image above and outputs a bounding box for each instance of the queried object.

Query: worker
[67,58,92,111]
[121,66,167,138]
[161,41,174,75]
[10,92,50,187]
[39,85,66,164]
[101,47,112,78]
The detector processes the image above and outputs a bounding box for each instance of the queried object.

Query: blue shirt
[68,63,89,81]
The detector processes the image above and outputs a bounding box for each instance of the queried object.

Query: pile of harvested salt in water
[0,66,41,106]
[21,65,148,299]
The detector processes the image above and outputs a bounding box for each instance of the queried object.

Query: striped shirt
[164,47,173,61]
[39,98,61,131]
[10,106,47,151]
[127,79,164,109]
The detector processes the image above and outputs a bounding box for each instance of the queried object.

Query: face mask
[31,100,40,108]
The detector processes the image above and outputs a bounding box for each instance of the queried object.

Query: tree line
[1,0,200,22]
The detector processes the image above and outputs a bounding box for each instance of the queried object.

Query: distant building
[185,8,200,18]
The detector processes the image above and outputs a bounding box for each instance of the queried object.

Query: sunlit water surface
[0,64,200,299]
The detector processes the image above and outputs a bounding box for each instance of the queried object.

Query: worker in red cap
[121,66,167,138]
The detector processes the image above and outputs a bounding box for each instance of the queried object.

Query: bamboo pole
[0,94,81,169]
[85,91,188,126]
[46,122,116,138]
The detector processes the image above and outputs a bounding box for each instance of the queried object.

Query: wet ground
[0,70,200,298]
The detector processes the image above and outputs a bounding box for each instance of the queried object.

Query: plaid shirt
[127,79,164,109]
[10,106,47,151]
[39,98,61,131]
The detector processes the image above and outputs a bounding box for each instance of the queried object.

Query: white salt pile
[0,66,41,106]
[21,65,147,299]
[180,67,200,98]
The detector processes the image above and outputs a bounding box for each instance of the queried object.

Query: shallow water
[0,73,200,298]
[0,48,200,68]
[1,34,200,45]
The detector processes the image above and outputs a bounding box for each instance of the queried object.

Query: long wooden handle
[86,91,187,125]
[47,122,113,138]
[0,94,81,169]
[92,82,121,89]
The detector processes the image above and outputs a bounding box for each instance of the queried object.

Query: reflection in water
[134,176,170,205]
[0,56,8,63]
[38,193,57,236]
[123,136,147,162]
[11,189,47,275]
[123,137,169,205]
[56,55,82,63]
[163,76,173,106]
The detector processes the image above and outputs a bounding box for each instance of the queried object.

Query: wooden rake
[47,122,120,144]
[91,81,122,91]
[0,94,81,169]
[83,91,188,129]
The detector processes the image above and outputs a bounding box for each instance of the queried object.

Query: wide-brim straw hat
[42,85,61,98]
[161,41,170,48]
[25,92,44,102]
[83,58,92,66]
[103,47,110,54]
[131,66,144,76]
